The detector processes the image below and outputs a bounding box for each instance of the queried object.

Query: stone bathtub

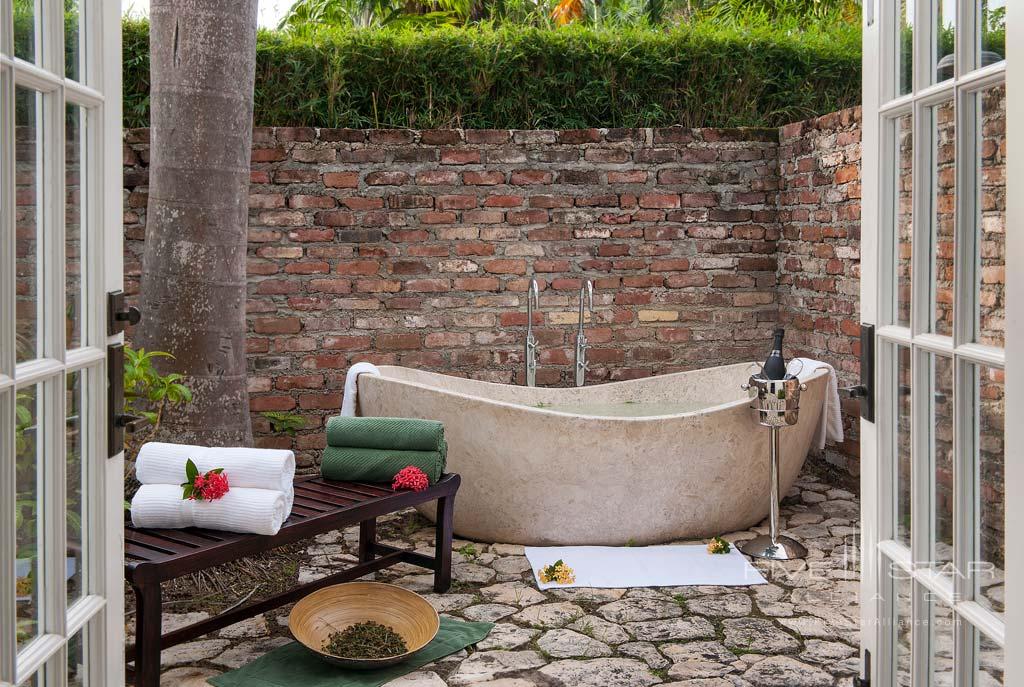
[356,362,829,545]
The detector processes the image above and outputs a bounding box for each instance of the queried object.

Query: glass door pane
[64,0,83,82]
[896,345,914,547]
[936,0,957,82]
[66,370,85,605]
[978,0,1006,66]
[928,353,954,568]
[15,87,42,363]
[892,565,914,686]
[15,383,42,648]
[971,362,1004,617]
[893,115,915,328]
[928,98,956,337]
[13,0,38,63]
[929,596,956,684]
[977,631,1004,685]
[972,83,1006,347]
[898,0,916,96]
[65,105,85,350]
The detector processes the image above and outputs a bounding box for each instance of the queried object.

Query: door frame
[862,0,1018,685]
[0,0,123,683]
[1002,0,1022,682]
[100,0,125,682]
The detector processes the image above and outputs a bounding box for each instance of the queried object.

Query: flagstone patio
[154,468,863,687]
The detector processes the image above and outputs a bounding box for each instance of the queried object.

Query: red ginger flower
[392,466,429,492]
[200,471,230,500]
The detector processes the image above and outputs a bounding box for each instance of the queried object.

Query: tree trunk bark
[136,0,258,446]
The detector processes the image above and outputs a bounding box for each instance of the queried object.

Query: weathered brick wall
[776,108,863,474]
[123,126,784,467]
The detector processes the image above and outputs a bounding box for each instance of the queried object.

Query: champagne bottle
[763,328,787,380]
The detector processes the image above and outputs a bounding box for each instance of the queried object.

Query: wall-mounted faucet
[574,280,593,387]
[524,278,540,386]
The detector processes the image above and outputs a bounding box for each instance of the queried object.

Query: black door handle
[108,290,142,335]
[115,413,148,434]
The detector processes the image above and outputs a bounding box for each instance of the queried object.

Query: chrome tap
[524,278,540,387]
[574,280,593,387]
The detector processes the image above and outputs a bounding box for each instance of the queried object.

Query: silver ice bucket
[744,374,806,428]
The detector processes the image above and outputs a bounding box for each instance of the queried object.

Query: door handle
[856,324,875,422]
[116,413,148,434]
[108,343,127,457]
[108,290,142,335]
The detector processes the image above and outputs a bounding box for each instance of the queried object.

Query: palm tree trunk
[136,0,258,446]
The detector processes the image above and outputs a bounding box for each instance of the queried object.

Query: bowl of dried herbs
[289,582,439,668]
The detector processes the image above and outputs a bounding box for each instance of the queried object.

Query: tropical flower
[538,559,576,585]
[181,458,229,501]
[392,465,430,492]
[707,536,731,554]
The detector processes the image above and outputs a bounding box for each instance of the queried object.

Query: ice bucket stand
[740,373,808,561]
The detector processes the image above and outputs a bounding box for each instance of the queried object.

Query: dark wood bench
[125,473,460,687]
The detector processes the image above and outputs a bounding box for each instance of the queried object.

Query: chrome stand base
[740,534,808,561]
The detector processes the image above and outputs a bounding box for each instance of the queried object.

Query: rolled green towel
[326,416,446,453]
[321,446,446,484]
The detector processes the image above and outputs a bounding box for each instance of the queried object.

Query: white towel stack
[131,442,296,536]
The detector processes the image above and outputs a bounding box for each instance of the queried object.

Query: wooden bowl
[288,582,440,669]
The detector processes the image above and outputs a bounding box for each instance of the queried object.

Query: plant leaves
[185,458,199,482]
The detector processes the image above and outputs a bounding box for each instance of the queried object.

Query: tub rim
[361,362,830,422]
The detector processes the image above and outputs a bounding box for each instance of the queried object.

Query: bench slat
[291,496,335,513]
[293,483,361,507]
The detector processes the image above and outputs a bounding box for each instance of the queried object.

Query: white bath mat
[524,545,767,589]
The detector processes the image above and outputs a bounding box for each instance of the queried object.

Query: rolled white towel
[131,484,288,536]
[191,487,287,536]
[135,442,295,516]
[341,362,381,417]
[130,484,194,530]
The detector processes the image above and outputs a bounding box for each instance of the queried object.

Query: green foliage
[122,345,194,472]
[261,411,306,436]
[280,0,472,31]
[122,18,859,129]
[124,346,193,426]
[694,0,859,25]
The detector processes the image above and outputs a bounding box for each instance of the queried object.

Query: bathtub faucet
[574,280,593,387]
[525,278,540,387]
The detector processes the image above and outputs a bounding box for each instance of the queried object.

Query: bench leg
[132,582,162,687]
[359,518,377,564]
[433,493,454,592]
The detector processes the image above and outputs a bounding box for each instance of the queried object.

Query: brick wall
[124,125,789,468]
[776,107,863,474]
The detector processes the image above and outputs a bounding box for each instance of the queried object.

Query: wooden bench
[125,473,460,687]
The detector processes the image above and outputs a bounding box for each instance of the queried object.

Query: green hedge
[123,19,860,130]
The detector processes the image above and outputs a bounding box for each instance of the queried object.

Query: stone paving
[158,470,864,687]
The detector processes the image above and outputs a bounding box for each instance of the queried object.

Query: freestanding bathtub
[356,362,829,546]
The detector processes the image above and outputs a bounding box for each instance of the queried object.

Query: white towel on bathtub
[135,442,295,516]
[130,484,288,536]
[341,362,381,417]
[789,357,844,450]
[525,545,767,589]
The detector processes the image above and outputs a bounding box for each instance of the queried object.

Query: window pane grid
[4,2,108,685]
[878,2,1008,677]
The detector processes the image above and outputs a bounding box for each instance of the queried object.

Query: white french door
[0,0,123,685]
[861,1,1015,685]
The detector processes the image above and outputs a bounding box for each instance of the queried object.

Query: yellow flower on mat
[538,559,576,585]
[707,536,731,555]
